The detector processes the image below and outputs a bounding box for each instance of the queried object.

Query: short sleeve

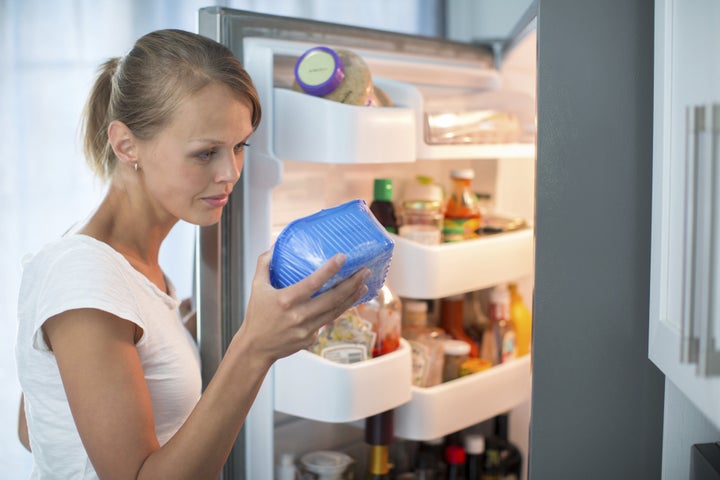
[24,240,145,352]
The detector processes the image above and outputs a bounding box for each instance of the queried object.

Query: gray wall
[531,0,665,478]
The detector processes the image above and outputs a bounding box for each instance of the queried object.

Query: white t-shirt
[15,234,202,479]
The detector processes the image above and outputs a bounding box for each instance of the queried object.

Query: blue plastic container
[270,200,395,305]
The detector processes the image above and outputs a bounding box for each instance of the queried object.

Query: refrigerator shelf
[274,338,413,423]
[385,228,535,299]
[272,87,417,164]
[376,78,536,161]
[394,354,532,441]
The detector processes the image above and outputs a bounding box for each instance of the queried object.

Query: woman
[15,29,369,480]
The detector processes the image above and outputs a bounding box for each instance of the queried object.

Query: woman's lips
[202,194,229,208]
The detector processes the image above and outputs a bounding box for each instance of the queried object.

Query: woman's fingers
[281,253,347,301]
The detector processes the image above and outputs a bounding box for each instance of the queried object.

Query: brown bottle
[441,295,479,357]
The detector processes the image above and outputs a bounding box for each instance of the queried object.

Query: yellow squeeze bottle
[508,283,532,357]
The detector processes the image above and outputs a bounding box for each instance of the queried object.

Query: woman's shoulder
[21,234,133,289]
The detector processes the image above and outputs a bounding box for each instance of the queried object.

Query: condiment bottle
[357,284,401,357]
[442,339,471,382]
[402,299,446,387]
[440,295,479,357]
[489,285,517,364]
[293,46,378,106]
[508,283,532,357]
[443,169,482,242]
[399,175,444,245]
[370,178,399,234]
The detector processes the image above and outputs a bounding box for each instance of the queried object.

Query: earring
[133,163,139,172]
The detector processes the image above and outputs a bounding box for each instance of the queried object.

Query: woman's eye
[197,149,216,162]
[234,142,250,153]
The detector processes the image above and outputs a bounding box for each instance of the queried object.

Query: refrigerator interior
[198,7,536,479]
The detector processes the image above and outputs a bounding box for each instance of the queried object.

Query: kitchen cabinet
[649,0,720,429]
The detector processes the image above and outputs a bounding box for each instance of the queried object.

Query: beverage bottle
[480,438,501,480]
[365,410,394,480]
[415,437,446,479]
[464,434,485,480]
[440,295,479,357]
[444,445,467,480]
[370,178,399,234]
[508,283,532,357]
[443,169,482,242]
[494,414,522,480]
[488,285,517,364]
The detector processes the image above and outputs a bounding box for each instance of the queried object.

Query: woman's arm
[18,393,30,452]
[44,251,368,480]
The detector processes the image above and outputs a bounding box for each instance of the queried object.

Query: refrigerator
[196,5,535,479]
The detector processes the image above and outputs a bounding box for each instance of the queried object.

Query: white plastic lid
[276,453,298,480]
[301,451,353,476]
[404,177,444,202]
[405,300,428,313]
[450,169,475,180]
[443,339,471,356]
[464,434,486,454]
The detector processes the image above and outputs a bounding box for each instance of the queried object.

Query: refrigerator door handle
[699,104,720,376]
[682,105,700,364]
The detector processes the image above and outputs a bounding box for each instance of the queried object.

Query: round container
[399,200,442,245]
[294,46,345,96]
[294,46,376,106]
[442,339,471,382]
[300,451,354,480]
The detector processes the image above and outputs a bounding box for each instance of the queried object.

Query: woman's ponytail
[82,57,120,181]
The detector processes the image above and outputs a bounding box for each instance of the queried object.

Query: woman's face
[135,82,254,227]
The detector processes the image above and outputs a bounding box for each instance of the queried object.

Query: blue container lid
[294,46,345,97]
[270,200,394,306]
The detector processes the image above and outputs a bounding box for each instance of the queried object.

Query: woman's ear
[107,120,138,166]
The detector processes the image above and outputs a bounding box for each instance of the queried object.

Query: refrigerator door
[197,7,535,479]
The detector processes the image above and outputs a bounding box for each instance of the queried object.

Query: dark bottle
[370,178,398,234]
[444,444,466,480]
[416,437,446,480]
[494,414,521,480]
[366,410,394,480]
[464,434,485,480]
[480,438,501,480]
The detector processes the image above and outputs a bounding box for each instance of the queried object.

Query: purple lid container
[294,46,345,97]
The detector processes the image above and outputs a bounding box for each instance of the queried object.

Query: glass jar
[442,339,471,382]
[398,200,443,245]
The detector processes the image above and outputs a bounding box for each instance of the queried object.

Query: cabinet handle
[698,104,720,376]
[681,105,700,364]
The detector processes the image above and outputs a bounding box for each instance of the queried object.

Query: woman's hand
[237,250,370,365]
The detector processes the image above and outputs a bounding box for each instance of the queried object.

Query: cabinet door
[650,0,720,428]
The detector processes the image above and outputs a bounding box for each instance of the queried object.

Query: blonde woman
[15,29,369,480]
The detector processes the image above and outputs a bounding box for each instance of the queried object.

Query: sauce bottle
[508,283,532,357]
[443,169,482,242]
[489,285,517,364]
[370,178,399,234]
[440,295,479,357]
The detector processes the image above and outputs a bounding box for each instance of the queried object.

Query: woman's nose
[216,151,242,184]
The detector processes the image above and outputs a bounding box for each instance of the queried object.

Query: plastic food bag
[270,200,395,306]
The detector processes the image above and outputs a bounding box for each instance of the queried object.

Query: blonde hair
[82,29,261,181]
